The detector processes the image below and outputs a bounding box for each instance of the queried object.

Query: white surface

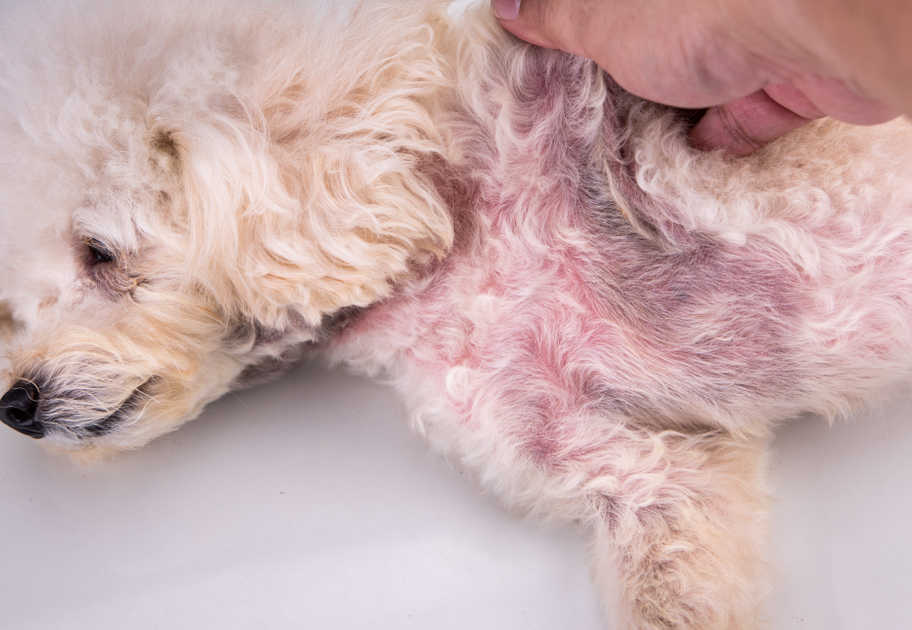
[1,362,911,629]
[770,396,912,629]
[0,364,604,630]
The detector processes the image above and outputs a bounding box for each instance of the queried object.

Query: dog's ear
[154,38,456,331]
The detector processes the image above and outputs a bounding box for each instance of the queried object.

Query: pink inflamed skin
[328,11,912,629]
[1,3,911,628]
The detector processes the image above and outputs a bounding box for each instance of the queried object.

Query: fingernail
[494,0,521,20]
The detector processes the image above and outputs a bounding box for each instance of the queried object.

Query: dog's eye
[85,240,115,265]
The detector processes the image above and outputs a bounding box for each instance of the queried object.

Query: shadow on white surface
[0,363,604,630]
[2,361,911,629]
[770,393,912,629]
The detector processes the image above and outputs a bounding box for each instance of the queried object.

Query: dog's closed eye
[84,239,115,266]
[80,238,139,296]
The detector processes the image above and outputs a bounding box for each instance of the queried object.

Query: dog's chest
[324,46,826,446]
[329,168,809,455]
[327,37,912,450]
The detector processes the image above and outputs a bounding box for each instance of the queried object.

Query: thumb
[689,91,813,156]
[492,0,584,54]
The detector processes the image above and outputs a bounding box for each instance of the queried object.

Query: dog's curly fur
[1,1,911,627]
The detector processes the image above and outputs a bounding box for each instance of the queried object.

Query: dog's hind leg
[587,432,770,630]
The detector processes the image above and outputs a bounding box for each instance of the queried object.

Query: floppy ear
[154,5,456,331]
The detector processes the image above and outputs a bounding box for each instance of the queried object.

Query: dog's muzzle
[0,381,44,439]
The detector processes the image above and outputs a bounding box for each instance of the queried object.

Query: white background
[1,362,911,629]
[1,0,911,627]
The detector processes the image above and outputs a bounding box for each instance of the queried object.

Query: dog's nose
[0,381,44,439]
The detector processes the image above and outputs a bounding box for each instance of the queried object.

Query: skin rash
[1,2,911,628]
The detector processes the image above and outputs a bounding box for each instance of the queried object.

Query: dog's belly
[327,186,911,523]
[321,24,912,519]
[328,186,811,475]
[327,40,912,490]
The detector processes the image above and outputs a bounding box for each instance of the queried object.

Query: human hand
[493,0,903,156]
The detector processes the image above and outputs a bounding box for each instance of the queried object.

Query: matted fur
[1,1,910,627]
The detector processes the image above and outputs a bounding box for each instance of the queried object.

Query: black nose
[0,381,44,439]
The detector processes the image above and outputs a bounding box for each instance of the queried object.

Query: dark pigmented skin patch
[457,48,808,450]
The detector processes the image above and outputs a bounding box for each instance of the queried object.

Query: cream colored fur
[0,2,910,628]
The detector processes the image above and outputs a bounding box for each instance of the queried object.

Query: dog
[1,1,910,627]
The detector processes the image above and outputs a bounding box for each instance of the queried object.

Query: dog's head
[0,1,454,456]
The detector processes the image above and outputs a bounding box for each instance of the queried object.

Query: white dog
[1,1,910,627]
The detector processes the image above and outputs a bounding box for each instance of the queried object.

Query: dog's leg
[588,433,770,630]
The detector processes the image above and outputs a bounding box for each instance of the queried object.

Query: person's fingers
[763,83,825,120]
[492,0,768,109]
[492,0,899,157]
[493,0,588,56]
[689,90,815,156]
[492,0,521,21]
[779,76,898,125]
[691,79,899,155]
